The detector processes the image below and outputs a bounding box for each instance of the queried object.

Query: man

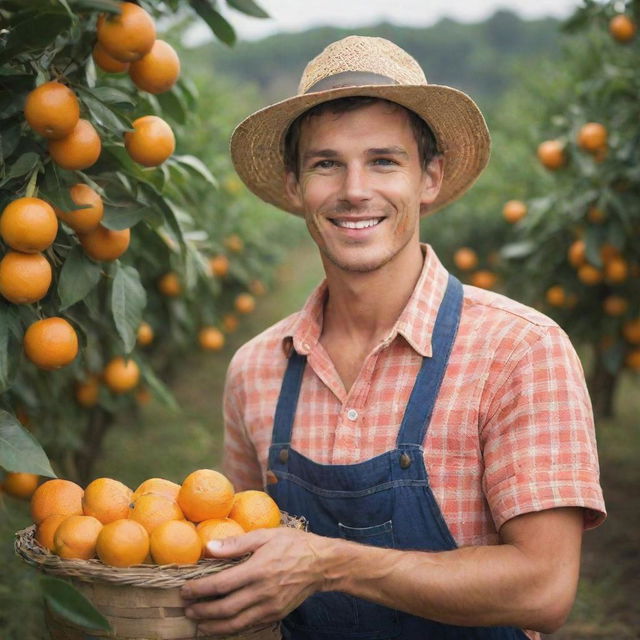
[181,36,605,639]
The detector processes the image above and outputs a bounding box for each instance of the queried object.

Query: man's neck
[321,242,425,347]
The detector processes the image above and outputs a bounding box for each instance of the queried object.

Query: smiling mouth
[329,217,385,229]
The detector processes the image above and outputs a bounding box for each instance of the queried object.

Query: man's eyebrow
[367,146,409,157]
[301,149,338,162]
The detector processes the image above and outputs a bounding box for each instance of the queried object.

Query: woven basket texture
[15,512,306,640]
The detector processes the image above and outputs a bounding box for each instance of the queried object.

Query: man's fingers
[206,529,271,558]
[181,561,256,601]
[195,602,279,637]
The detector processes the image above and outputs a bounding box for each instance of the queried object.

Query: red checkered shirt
[222,244,606,638]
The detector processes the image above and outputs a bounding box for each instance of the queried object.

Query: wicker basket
[16,513,307,640]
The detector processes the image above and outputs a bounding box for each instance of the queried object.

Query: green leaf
[138,360,179,412]
[80,94,131,135]
[0,410,56,477]
[0,304,22,392]
[57,246,103,310]
[190,0,237,46]
[69,0,121,12]
[227,0,269,18]
[0,12,72,63]
[0,152,39,188]
[111,264,147,353]
[102,204,146,230]
[41,577,111,632]
[156,89,188,125]
[172,154,218,189]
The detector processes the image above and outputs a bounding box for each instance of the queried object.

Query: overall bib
[267,274,529,640]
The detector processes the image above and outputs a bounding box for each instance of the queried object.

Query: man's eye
[373,158,396,166]
[313,160,336,169]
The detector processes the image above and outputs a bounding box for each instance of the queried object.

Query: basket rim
[15,512,306,589]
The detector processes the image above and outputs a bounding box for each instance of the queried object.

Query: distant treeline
[185,9,561,113]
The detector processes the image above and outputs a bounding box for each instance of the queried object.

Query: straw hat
[230,35,491,217]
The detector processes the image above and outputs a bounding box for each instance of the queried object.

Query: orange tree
[0,0,281,492]
[497,0,640,418]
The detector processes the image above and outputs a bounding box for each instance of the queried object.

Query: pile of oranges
[24,469,281,567]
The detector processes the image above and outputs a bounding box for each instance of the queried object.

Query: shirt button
[346,408,358,421]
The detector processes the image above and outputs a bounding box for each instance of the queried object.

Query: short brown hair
[284,97,439,178]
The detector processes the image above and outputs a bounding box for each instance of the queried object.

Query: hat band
[304,71,398,94]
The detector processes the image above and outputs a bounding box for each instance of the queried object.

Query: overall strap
[396,274,463,447]
[271,350,307,445]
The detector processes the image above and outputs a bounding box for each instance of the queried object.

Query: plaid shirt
[222,244,605,637]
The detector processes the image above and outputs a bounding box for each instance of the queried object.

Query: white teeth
[333,218,381,229]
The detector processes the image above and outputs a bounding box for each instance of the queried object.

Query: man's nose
[339,164,371,205]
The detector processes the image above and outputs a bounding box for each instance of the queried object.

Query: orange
[96,2,156,62]
[587,206,606,224]
[469,270,497,290]
[36,514,67,551]
[124,115,175,167]
[249,279,267,296]
[96,518,149,567]
[603,296,628,316]
[222,313,239,333]
[453,247,478,271]
[75,375,100,408]
[31,478,84,524]
[178,469,235,523]
[622,319,640,345]
[55,184,104,234]
[128,493,184,534]
[209,255,229,278]
[158,272,181,296]
[48,119,102,171]
[577,123,607,152]
[605,257,628,284]
[224,234,244,253]
[92,42,129,73]
[626,349,640,371]
[132,478,181,503]
[235,292,256,314]
[103,356,140,394]
[198,518,245,556]
[502,200,527,224]
[228,490,281,532]
[0,197,58,253]
[2,472,39,499]
[609,14,637,43]
[599,243,620,264]
[150,519,202,565]
[24,81,80,140]
[137,321,154,346]
[53,515,103,560]
[79,225,130,262]
[198,326,225,351]
[0,251,52,304]
[577,264,602,286]
[24,317,79,370]
[545,285,565,308]
[129,40,180,94]
[82,477,133,524]
[537,140,566,170]
[135,387,152,406]
[567,239,586,268]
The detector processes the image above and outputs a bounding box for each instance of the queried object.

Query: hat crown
[298,36,428,95]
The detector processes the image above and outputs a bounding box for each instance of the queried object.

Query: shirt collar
[282,243,450,358]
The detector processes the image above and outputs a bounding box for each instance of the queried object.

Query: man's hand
[181,528,328,636]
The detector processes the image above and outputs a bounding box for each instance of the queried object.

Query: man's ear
[284,171,303,210]
[420,155,444,207]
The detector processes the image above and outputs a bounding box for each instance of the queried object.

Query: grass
[2,239,638,638]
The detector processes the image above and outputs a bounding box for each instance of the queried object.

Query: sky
[184,0,583,46]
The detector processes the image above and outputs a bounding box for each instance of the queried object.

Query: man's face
[285,101,443,274]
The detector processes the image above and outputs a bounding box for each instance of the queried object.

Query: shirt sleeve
[221,350,264,492]
[480,325,606,532]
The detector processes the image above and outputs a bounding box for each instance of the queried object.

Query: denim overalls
[267,274,528,639]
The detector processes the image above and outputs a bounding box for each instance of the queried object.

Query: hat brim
[230,84,490,217]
